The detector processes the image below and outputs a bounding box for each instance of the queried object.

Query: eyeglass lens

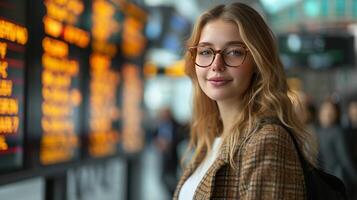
[194,45,246,67]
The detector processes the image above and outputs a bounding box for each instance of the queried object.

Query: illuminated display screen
[121,63,144,153]
[0,0,149,173]
[85,0,121,158]
[119,2,147,153]
[26,0,89,166]
[85,1,148,156]
[0,0,27,170]
[121,16,146,59]
[279,33,355,69]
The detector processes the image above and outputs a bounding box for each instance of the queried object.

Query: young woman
[174,3,317,199]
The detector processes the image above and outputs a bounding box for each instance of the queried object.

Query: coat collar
[173,132,253,200]
[172,141,229,200]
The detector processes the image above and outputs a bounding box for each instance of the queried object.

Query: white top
[178,137,222,200]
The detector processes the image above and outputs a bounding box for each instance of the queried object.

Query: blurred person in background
[154,107,186,196]
[315,98,357,199]
[344,99,357,199]
[347,101,357,129]
[174,3,318,199]
[294,91,318,135]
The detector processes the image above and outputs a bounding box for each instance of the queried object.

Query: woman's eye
[198,49,213,56]
[226,49,243,56]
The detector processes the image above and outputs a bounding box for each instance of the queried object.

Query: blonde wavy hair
[184,3,317,168]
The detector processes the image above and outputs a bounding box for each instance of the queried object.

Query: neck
[217,99,242,136]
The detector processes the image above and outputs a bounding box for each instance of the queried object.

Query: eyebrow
[197,41,245,47]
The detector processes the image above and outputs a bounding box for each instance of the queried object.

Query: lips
[207,77,232,86]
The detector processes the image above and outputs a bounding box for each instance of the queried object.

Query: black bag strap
[259,118,348,200]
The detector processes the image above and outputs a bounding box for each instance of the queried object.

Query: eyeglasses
[188,45,249,68]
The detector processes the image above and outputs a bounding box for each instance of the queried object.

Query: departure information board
[120,2,147,153]
[0,0,27,170]
[26,0,89,166]
[85,0,121,158]
[0,0,148,170]
[84,1,148,156]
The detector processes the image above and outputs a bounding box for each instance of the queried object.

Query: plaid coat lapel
[191,144,229,199]
[173,145,229,200]
[173,134,248,200]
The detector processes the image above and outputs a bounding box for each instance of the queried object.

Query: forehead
[199,19,242,47]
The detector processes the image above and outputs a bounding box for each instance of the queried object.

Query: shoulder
[243,123,295,153]
[239,123,300,167]
[238,123,303,176]
[239,123,303,180]
[237,124,306,199]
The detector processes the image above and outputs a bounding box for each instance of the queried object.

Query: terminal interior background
[1,0,357,199]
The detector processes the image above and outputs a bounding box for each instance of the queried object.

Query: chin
[205,91,234,102]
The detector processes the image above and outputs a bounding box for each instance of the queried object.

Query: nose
[211,54,225,72]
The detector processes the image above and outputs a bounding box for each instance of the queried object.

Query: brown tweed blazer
[173,124,306,200]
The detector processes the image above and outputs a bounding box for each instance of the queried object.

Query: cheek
[231,67,254,85]
[195,67,206,85]
[233,56,255,82]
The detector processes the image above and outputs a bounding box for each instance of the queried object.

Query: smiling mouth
[207,78,232,86]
